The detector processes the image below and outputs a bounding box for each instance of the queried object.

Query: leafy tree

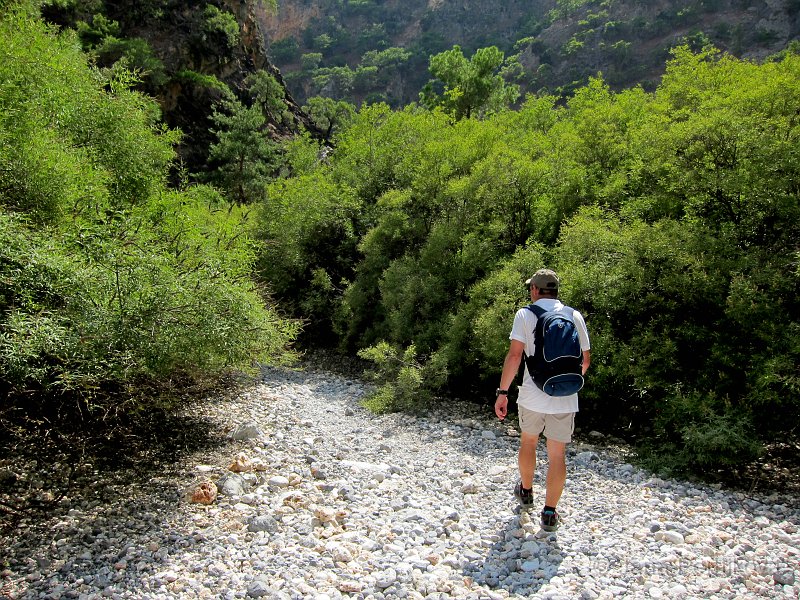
[302,96,356,142]
[313,33,333,51]
[311,65,356,99]
[563,77,651,208]
[301,52,323,71]
[206,97,279,204]
[0,12,175,217]
[361,46,412,89]
[269,36,300,63]
[353,65,379,93]
[454,145,547,248]
[338,192,412,347]
[450,244,548,380]
[281,132,326,177]
[363,48,412,68]
[338,115,514,351]
[201,4,240,48]
[245,69,291,124]
[95,36,168,91]
[330,103,442,204]
[249,42,800,480]
[256,171,360,343]
[549,0,593,22]
[421,45,520,120]
[354,22,387,52]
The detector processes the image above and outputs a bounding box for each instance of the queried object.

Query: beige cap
[525,268,559,291]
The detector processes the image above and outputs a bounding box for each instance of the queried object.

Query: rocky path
[2,366,798,599]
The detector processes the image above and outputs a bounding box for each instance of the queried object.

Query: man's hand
[494,395,508,421]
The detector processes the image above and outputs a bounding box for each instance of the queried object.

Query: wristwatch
[496,388,509,398]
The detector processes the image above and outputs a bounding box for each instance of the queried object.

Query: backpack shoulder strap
[524,303,547,318]
[522,304,546,379]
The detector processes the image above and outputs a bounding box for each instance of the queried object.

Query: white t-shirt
[510,298,591,414]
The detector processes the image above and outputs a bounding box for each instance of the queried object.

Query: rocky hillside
[35,0,800,173]
[37,0,800,170]
[261,0,800,105]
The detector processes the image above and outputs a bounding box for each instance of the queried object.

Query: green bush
[76,13,120,50]
[175,69,230,93]
[199,5,240,54]
[0,14,177,213]
[269,37,300,63]
[454,245,548,379]
[0,193,299,405]
[0,10,298,418]
[95,36,168,90]
[0,214,85,391]
[358,342,448,413]
[256,171,359,344]
[641,391,763,475]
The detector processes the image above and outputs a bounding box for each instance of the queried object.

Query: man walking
[494,269,591,531]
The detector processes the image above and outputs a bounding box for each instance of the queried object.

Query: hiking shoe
[514,481,534,508]
[540,508,561,532]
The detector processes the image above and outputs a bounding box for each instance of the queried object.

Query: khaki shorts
[518,407,575,443]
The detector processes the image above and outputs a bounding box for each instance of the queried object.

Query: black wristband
[496,388,509,397]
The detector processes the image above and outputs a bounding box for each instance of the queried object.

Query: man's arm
[494,339,525,420]
[574,310,591,377]
[582,350,591,376]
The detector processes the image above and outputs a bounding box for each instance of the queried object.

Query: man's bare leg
[544,438,567,508]
[518,432,539,489]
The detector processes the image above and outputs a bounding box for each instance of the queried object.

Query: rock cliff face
[261,0,545,53]
[218,0,319,133]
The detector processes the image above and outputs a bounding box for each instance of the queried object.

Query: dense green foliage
[0,10,298,421]
[257,47,799,475]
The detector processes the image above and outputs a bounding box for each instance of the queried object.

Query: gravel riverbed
[1,366,798,600]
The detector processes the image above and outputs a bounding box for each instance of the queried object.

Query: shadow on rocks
[464,511,564,597]
[0,377,236,535]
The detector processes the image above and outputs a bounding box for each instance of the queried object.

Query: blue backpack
[523,304,584,396]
